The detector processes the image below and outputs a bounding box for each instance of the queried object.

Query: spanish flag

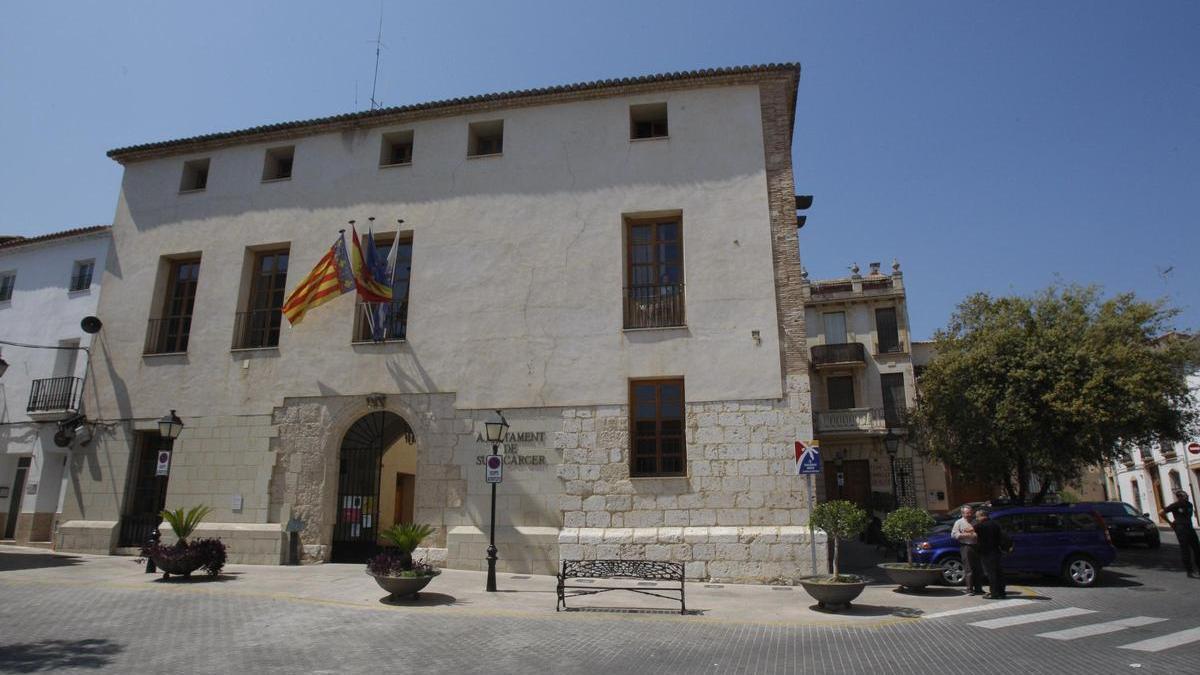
[349,225,393,303]
[282,234,356,326]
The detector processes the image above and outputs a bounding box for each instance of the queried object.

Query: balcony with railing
[811,342,867,369]
[352,300,409,343]
[232,308,282,350]
[27,376,83,420]
[624,283,685,329]
[144,315,193,355]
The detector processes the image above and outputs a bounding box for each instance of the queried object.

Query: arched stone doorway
[331,411,415,563]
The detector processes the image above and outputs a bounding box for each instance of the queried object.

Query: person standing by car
[974,508,1011,599]
[1159,489,1200,578]
[952,505,984,595]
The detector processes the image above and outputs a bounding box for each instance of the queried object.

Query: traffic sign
[1188,442,1200,456]
[485,454,503,483]
[155,450,171,477]
[795,440,822,475]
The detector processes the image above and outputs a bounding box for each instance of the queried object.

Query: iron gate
[331,411,414,563]
[894,457,917,508]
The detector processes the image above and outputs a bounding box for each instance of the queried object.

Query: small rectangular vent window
[468,120,503,157]
[262,146,295,181]
[630,102,668,139]
[179,158,210,192]
[380,130,414,167]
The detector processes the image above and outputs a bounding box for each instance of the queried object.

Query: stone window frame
[629,377,687,478]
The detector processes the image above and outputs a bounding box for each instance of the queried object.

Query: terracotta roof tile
[0,225,111,251]
[107,63,800,163]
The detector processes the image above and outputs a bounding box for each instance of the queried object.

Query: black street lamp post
[145,410,184,574]
[884,428,900,510]
[483,410,508,593]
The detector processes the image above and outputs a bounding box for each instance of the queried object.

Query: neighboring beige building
[57,64,826,582]
[800,261,951,515]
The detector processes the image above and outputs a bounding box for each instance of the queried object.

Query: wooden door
[824,460,871,508]
[393,473,415,526]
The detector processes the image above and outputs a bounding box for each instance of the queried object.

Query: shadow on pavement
[0,638,122,672]
[890,586,964,598]
[379,592,461,607]
[808,603,923,618]
[0,552,85,573]
[151,572,241,584]
[561,606,701,616]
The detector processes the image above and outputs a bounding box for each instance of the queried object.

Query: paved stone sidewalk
[0,544,995,625]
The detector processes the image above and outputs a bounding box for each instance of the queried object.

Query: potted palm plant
[799,500,869,611]
[367,523,440,599]
[140,505,227,578]
[878,506,943,591]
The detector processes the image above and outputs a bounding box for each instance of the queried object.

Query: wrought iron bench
[556,559,686,614]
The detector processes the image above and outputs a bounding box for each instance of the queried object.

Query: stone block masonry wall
[556,398,822,583]
[167,414,278,523]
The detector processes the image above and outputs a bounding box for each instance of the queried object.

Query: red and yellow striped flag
[282,235,356,326]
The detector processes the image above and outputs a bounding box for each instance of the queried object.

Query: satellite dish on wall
[54,429,74,447]
[81,316,103,334]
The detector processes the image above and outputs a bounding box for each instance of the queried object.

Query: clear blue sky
[2,1,1197,338]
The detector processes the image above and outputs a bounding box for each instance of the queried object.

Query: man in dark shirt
[974,509,1011,599]
[1159,489,1200,579]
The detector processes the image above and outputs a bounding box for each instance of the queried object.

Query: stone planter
[877,563,946,591]
[368,569,441,599]
[798,575,867,611]
[152,553,205,578]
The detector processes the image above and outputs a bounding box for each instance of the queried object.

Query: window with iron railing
[233,249,288,349]
[69,260,94,292]
[144,258,200,354]
[625,217,684,329]
[352,237,412,342]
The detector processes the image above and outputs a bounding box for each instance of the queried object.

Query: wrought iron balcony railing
[353,300,409,342]
[27,376,83,414]
[144,315,193,354]
[232,308,282,350]
[624,283,685,329]
[811,342,867,367]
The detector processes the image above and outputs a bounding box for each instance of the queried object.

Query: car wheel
[1063,555,1099,587]
[940,556,965,586]
[1147,536,1161,549]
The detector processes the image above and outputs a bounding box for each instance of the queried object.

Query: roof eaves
[107,63,800,163]
[0,225,111,253]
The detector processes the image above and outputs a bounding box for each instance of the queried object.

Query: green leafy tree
[808,500,868,580]
[881,507,936,565]
[160,505,213,544]
[911,285,1198,504]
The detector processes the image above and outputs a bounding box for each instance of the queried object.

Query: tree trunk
[906,538,913,565]
[832,537,839,578]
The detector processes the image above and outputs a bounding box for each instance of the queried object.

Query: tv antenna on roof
[368,2,386,110]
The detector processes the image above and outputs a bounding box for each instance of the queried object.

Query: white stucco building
[57,64,826,582]
[1108,373,1200,527]
[0,226,111,545]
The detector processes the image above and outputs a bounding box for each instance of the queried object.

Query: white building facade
[1108,374,1200,527]
[0,226,111,545]
[57,65,826,582]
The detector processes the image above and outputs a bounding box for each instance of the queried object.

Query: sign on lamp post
[1187,442,1200,456]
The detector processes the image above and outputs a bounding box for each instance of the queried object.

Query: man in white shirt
[951,504,984,595]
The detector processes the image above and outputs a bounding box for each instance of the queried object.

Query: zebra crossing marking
[969,606,1095,629]
[1117,626,1200,653]
[922,599,1037,619]
[1036,616,1166,640]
